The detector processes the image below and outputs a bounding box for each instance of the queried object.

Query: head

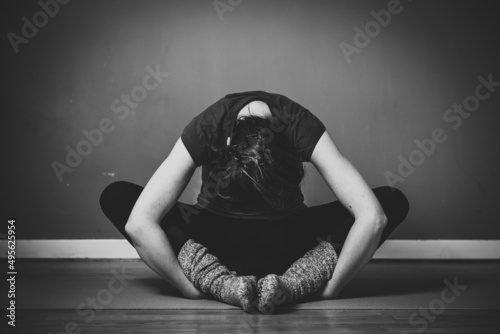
[212,115,305,208]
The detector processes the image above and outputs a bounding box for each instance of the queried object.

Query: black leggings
[100,181,409,277]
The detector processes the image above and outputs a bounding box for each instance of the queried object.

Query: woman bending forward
[100,91,409,313]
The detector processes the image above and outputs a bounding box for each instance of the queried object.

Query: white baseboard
[0,240,499,259]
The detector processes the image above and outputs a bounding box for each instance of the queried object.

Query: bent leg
[376,187,410,247]
[177,239,258,313]
[257,241,338,312]
[255,187,409,306]
[99,181,191,254]
[291,186,410,254]
[99,181,141,245]
[99,181,272,264]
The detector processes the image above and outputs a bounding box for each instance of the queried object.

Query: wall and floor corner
[3,0,500,259]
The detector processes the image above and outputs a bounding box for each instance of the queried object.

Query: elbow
[125,216,158,243]
[374,212,388,230]
[360,211,387,232]
[124,220,142,240]
[355,211,387,236]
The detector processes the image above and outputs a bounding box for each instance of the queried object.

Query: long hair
[211,115,305,208]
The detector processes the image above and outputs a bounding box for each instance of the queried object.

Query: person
[99,91,409,314]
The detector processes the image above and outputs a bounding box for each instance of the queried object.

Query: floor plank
[1,260,499,333]
[4,309,500,334]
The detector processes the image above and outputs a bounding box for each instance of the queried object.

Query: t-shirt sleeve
[181,116,210,167]
[180,96,231,166]
[281,97,326,162]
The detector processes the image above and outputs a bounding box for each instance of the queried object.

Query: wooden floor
[8,309,499,334]
[3,260,500,334]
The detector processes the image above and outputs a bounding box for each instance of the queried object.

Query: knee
[373,186,410,226]
[99,181,135,213]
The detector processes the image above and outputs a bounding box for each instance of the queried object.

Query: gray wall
[4,0,500,239]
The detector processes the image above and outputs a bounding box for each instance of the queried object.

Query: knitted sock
[177,239,258,313]
[257,241,337,313]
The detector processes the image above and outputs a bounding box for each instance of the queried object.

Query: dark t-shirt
[181,91,326,220]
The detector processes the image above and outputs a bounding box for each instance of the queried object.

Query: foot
[256,274,290,313]
[220,275,258,313]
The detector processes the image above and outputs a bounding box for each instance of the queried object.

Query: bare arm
[310,130,387,299]
[125,137,204,299]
